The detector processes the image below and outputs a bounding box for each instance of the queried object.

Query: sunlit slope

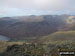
[40,31,75,44]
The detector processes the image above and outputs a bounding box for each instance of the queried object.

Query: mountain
[0,15,71,40]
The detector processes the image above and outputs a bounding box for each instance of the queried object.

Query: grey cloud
[0,0,75,10]
[0,0,75,17]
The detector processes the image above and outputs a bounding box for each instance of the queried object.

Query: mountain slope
[40,31,75,44]
[0,15,69,40]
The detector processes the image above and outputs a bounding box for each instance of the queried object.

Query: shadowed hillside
[0,15,68,40]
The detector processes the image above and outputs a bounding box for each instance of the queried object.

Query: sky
[0,0,75,17]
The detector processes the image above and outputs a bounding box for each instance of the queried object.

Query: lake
[0,35,10,41]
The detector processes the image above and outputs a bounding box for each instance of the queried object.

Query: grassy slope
[0,41,24,53]
[40,31,75,44]
[0,31,75,52]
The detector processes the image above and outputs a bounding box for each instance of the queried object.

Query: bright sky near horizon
[0,0,75,17]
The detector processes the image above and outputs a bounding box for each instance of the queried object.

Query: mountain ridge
[0,15,75,40]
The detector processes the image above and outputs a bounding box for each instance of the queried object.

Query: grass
[0,31,75,53]
[40,31,75,44]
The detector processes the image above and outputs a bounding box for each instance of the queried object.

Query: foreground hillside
[40,31,75,44]
[0,41,75,56]
[0,41,24,53]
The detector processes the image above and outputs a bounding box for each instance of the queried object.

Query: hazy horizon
[0,0,75,17]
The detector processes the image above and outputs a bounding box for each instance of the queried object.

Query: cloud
[34,0,75,11]
[0,0,75,10]
[0,7,28,17]
[0,0,34,9]
[0,7,55,17]
[0,0,75,16]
